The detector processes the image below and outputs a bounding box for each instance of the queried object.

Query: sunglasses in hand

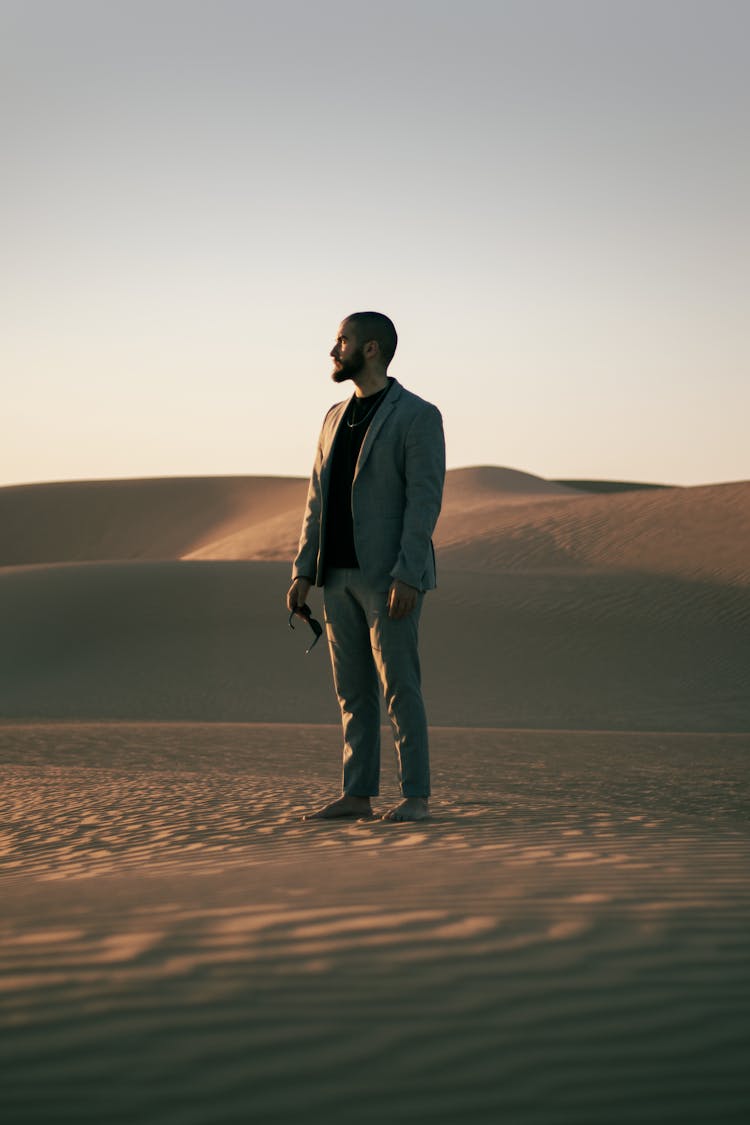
[288,603,323,654]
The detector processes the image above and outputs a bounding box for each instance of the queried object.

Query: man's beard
[331,346,366,383]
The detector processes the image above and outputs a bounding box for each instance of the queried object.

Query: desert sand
[1,468,749,1124]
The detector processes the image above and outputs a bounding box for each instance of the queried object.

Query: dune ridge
[437,479,750,585]
[1,467,748,730]
[1,466,580,566]
[0,475,308,566]
[2,470,748,588]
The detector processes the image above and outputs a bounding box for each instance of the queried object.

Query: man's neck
[352,370,389,398]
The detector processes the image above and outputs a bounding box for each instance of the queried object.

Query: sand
[1,469,748,731]
[1,468,749,1123]
[1,722,749,1124]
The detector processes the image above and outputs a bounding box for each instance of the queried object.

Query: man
[287,311,445,822]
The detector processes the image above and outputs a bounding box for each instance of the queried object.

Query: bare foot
[380,797,430,822]
[302,795,374,821]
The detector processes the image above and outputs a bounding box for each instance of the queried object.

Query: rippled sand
[2,722,749,1124]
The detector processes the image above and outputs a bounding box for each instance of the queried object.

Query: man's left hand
[387,579,419,620]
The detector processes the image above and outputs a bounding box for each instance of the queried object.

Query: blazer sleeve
[390,404,446,589]
[292,437,324,582]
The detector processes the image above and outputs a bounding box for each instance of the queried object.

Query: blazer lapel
[354,379,402,480]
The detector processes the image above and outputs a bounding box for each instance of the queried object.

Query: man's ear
[364,340,379,359]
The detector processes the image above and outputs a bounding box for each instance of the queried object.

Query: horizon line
[0,465,702,492]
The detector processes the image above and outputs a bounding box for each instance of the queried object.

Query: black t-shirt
[323,379,393,570]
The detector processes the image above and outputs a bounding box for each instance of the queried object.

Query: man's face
[330,321,366,383]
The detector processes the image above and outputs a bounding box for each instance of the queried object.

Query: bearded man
[287,311,445,822]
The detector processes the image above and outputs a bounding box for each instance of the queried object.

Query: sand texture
[2,722,750,1125]
[1,469,749,1122]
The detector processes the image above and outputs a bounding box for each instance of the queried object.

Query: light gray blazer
[292,379,446,592]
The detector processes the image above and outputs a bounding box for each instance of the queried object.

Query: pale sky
[2,0,748,487]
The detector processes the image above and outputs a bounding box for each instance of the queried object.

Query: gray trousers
[323,567,431,798]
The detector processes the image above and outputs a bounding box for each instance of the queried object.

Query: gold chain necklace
[346,392,385,429]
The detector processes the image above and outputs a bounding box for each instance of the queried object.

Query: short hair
[344,311,398,366]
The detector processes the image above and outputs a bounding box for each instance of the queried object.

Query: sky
[2,0,748,487]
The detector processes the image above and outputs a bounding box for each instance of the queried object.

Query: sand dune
[4,471,748,590]
[437,479,750,585]
[0,475,308,566]
[0,559,747,729]
[2,468,749,1123]
[1,466,580,566]
[192,474,748,588]
[1,468,748,730]
[182,466,585,561]
[441,464,582,498]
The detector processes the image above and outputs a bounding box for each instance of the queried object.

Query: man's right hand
[287,576,311,614]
